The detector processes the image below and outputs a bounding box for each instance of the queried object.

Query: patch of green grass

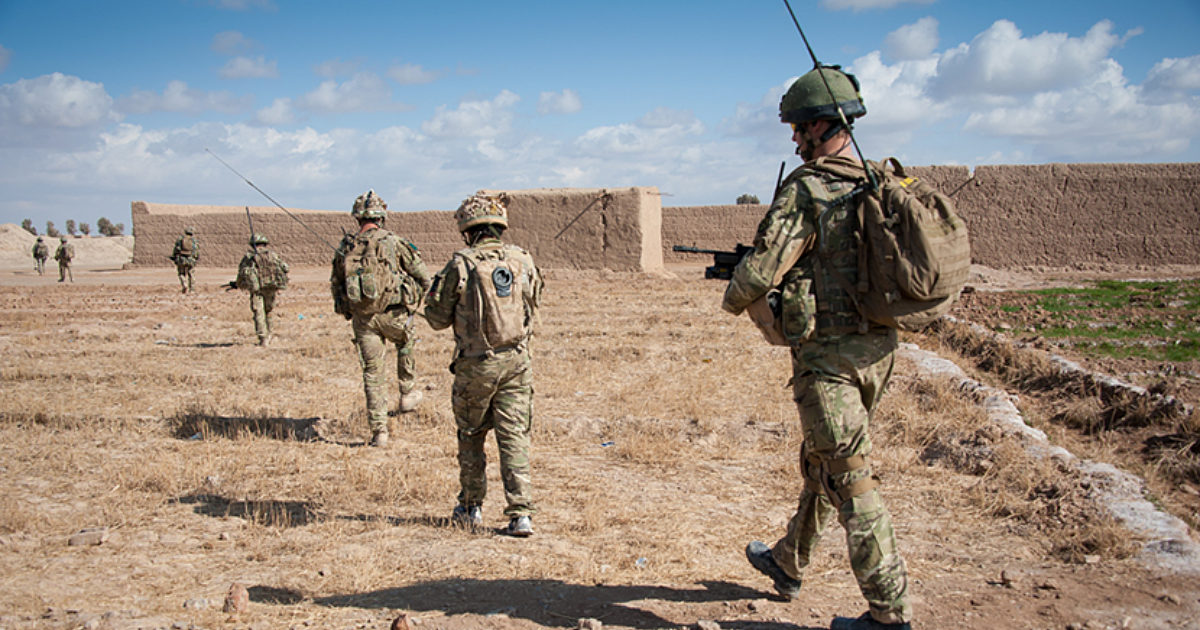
[1003,279,1200,363]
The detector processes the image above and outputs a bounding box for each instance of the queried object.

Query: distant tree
[97,217,114,236]
[736,193,760,205]
[21,219,36,235]
[66,220,77,236]
[80,222,91,236]
[112,222,125,236]
[45,221,61,238]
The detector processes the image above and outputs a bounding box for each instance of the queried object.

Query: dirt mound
[0,223,133,269]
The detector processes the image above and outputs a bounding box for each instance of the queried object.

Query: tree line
[21,218,125,237]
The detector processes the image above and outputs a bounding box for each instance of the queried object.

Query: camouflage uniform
[236,239,289,346]
[32,238,49,275]
[331,225,430,438]
[723,158,911,624]
[54,238,74,283]
[172,229,199,293]
[425,234,543,519]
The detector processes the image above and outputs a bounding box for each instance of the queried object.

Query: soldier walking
[32,236,49,275]
[425,192,543,537]
[235,234,289,346]
[172,226,200,293]
[54,236,74,283]
[331,190,430,447]
[722,66,912,630]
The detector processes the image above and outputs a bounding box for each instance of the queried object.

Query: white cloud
[1144,55,1200,96]
[387,63,438,85]
[884,17,938,61]
[0,73,117,128]
[421,90,520,138]
[211,31,253,55]
[314,59,361,78]
[254,97,295,125]
[117,80,251,115]
[821,0,935,11]
[0,44,11,72]
[299,73,398,113]
[932,19,1121,98]
[537,89,582,115]
[576,108,703,155]
[219,56,279,79]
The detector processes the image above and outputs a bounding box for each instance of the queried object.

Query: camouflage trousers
[352,309,418,433]
[35,258,45,275]
[58,262,72,283]
[771,328,911,625]
[249,290,277,343]
[452,348,535,517]
[176,262,194,292]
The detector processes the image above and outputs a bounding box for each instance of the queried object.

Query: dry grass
[0,271,1172,628]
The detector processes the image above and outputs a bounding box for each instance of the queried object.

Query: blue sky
[1,0,1198,230]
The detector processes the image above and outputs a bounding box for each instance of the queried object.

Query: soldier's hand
[343,312,353,321]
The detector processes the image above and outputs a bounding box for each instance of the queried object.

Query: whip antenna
[205,148,340,252]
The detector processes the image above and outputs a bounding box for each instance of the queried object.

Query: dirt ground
[1,262,1198,630]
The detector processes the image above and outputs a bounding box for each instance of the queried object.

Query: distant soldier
[171,226,200,293]
[32,236,49,275]
[54,236,74,283]
[331,190,431,447]
[425,192,544,537]
[235,234,289,346]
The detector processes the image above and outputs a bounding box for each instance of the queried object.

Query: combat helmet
[37,236,44,241]
[250,233,269,246]
[60,236,68,242]
[779,65,866,125]
[184,226,195,235]
[454,192,508,232]
[352,189,387,221]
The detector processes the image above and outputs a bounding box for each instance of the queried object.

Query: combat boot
[745,541,802,600]
[451,504,483,530]
[398,390,423,413]
[830,613,911,630]
[369,430,389,448]
[504,515,534,537]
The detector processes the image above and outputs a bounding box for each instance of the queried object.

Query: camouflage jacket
[32,243,49,259]
[172,235,199,264]
[723,156,882,343]
[54,243,74,262]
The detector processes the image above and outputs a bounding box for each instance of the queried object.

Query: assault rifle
[672,244,753,280]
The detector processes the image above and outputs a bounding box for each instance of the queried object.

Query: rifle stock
[672,244,753,280]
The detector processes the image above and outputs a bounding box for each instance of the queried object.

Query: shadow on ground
[174,493,319,527]
[309,578,818,629]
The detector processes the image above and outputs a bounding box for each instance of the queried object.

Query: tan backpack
[238,251,288,292]
[340,229,400,316]
[808,156,971,331]
[454,243,536,356]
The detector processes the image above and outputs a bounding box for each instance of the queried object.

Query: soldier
[32,236,49,275]
[331,190,430,447]
[235,234,289,346]
[54,236,74,283]
[425,192,543,537]
[171,226,200,293]
[721,66,912,630]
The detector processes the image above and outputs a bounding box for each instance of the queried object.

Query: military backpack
[339,229,403,317]
[453,243,536,357]
[806,156,971,332]
[238,251,288,292]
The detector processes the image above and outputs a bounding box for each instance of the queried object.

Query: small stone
[1000,570,1015,587]
[697,621,721,630]
[747,600,760,612]
[1084,554,1100,564]
[578,618,603,630]
[391,613,412,630]
[68,527,109,546]
[223,582,249,614]
[183,598,208,610]
[218,532,231,541]
[1159,593,1181,605]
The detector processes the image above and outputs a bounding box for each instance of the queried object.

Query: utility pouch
[780,276,817,343]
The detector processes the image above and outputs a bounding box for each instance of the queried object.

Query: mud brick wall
[663,163,1200,269]
[131,187,664,272]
